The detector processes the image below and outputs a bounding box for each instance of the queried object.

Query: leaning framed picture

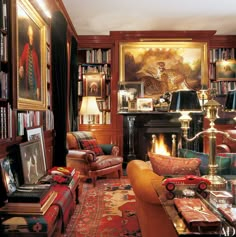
[119,41,208,98]
[137,98,153,111]
[0,157,17,194]
[216,60,236,81]
[17,0,47,110]
[19,140,46,184]
[26,126,46,171]
[83,73,105,99]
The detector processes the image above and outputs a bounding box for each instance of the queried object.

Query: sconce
[80,96,100,125]
[169,89,236,190]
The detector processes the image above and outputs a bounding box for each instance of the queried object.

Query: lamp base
[202,174,227,190]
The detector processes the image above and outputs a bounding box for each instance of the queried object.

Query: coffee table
[152,179,236,237]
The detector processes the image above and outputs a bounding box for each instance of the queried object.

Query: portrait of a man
[18,21,41,101]
[17,0,47,110]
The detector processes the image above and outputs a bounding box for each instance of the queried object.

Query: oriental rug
[63,178,142,237]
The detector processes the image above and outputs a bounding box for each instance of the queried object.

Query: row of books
[17,111,41,136]
[79,111,111,125]
[43,109,54,131]
[85,49,111,64]
[0,33,7,61]
[0,102,12,139]
[0,70,8,99]
[0,0,7,30]
[78,64,111,80]
[210,48,235,63]
[210,80,236,96]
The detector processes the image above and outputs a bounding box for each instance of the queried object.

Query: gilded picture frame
[216,59,236,81]
[137,98,153,111]
[119,41,208,99]
[17,0,47,110]
[83,73,105,99]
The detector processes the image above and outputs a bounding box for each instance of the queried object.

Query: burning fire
[152,134,170,156]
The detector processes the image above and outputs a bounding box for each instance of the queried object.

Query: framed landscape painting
[119,41,208,98]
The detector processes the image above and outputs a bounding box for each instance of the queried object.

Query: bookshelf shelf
[78,47,112,125]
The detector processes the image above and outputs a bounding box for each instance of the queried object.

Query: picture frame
[83,73,105,99]
[17,0,47,110]
[119,41,208,98]
[0,157,17,194]
[26,126,46,171]
[216,60,236,81]
[19,140,46,184]
[137,98,153,111]
[118,81,144,111]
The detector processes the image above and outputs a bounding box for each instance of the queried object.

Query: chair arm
[99,144,120,156]
[67,149,97,163]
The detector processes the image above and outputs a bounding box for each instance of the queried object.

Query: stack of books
[0,185,57,215]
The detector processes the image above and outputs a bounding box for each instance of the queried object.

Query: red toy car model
[162,175,211,192]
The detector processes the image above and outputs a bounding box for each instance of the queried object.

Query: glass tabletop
[152,179,236,236]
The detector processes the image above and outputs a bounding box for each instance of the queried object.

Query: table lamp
[80,96,100,125]
[169,89,236,190]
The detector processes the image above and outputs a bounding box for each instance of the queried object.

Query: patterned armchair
[66,131,123,186]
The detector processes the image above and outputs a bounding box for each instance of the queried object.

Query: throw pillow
[148,152,201,176]
[178,149,232,175]
[178,149,209,175]
[80,139,104,156]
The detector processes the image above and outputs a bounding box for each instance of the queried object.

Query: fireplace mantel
[120,112,203,163]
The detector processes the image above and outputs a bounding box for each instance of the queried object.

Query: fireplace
[122,112,203,163]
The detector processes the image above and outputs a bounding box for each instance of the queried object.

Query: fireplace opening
[147,133,179,157]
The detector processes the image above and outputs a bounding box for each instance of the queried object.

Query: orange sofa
[126,160,177,237]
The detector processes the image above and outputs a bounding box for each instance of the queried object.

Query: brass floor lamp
[169,89,236,190]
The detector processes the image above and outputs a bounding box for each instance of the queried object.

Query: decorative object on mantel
[169,89,236,190]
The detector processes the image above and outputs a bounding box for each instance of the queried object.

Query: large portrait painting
[17,0,47,110]
[119,42,208,99]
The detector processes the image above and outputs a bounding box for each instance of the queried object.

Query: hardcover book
[7,186,51,203]
[174,198,221,227]
[0,191,57,215]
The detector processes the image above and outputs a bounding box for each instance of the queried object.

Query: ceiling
[61,0,236,36]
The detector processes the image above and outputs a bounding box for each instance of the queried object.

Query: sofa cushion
[178,149,232,175]
[148,152,201,176]
[70,131,93,149]
[80,139,104,156]
[218,153,236,175]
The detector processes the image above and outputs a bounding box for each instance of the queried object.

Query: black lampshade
[169,89,201,112]
[224,90,236,111]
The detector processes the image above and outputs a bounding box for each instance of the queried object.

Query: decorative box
[209,191,233,208]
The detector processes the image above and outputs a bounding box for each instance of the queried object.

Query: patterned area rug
[63,178,142,237]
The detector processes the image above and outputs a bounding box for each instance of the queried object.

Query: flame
[152,134,170,155]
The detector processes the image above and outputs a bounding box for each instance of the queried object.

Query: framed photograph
[137,98,153,111]
[17,0,47,110]
[119,41,208,98]
[83,73,105,99]
[0,157,17,194]
[19,140,46,184]
[26,126,46,171]
[216,60,236,80]
[118,81,144,111]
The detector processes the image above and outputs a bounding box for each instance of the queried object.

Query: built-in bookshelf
[78,48,112,125]
[0,0,11,141]
[209,47,236,95]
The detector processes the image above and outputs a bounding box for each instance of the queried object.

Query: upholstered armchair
[66,131,123,186]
